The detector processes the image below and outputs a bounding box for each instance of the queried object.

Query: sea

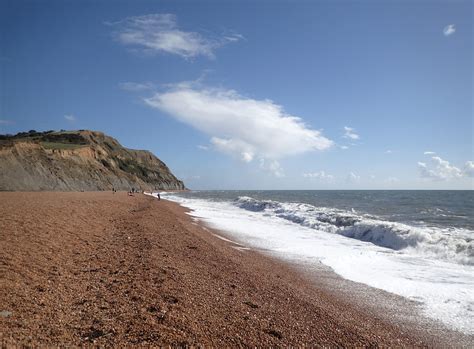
[157,190,474,334]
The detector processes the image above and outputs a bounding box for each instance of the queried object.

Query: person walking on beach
[157,193,161,201]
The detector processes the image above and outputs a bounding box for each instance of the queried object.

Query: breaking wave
[234,196,474,265]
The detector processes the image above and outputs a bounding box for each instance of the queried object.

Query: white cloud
[418,156,462,180]
[463,161,474,177]
[417,162,436,179]
[424,151,436,155]
[144,84,334,166]
[64,114,76,122]
[343,126,360,140]
[346,172,360,183]
[197,145,209,151]
[303,171,335,183]
[340,145,349,150]
[260,159,284,177]
[443,24,456,36]
[385,150,392,154]
[119,81,156,91]
[0,119,13,125]
[211,137,255,162]
[111,14,242,59]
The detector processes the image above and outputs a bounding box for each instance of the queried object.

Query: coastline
[165,195,473,347]
[0,192,470,346]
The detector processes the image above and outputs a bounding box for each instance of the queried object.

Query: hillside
[0,130,185,191]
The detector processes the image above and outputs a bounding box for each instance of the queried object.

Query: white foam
[234,196,474,265]
[231,246,251,252]
[163,194,474,335]
[212,233,244,246]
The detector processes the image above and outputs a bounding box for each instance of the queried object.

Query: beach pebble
[0,310,12,318]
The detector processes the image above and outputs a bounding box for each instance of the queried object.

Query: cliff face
[0,130,186,191]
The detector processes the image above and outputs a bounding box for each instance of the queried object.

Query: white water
[155,193,474,335]
[234,196,474,266]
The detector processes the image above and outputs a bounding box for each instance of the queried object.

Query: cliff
[0,130,186,191]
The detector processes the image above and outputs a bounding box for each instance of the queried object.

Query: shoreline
[1,192,471,346]
[169,197,473,348]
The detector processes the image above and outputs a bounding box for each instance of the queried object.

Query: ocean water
[158,190,474,334]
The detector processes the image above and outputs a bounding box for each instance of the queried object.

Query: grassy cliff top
[0,129,125,150]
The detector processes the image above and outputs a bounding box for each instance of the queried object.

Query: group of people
[111,186,161,200]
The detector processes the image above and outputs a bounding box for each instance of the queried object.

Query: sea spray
[234,196,474,265]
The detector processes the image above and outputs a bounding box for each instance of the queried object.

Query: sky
[1,0,473,190]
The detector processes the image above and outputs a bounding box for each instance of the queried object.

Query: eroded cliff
[0,130,185,191]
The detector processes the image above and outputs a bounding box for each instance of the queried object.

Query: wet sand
[0,192,470,346]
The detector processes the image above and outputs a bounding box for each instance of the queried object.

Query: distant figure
[112,187,115,194]
[157,193,161,201]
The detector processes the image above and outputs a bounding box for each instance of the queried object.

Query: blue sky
[1,0,472,189]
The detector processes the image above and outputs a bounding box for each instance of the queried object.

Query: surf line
[211,233,250,252]
[231,246,251,252]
